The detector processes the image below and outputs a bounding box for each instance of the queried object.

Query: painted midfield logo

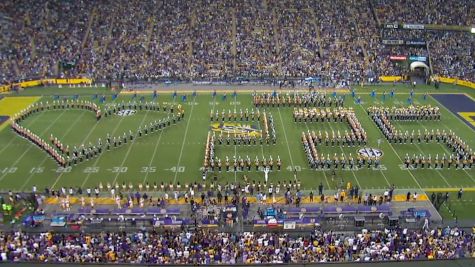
[358,147,383,158]
[210,122,261,137]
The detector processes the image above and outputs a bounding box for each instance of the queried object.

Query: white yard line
[356,104,424,191]
[22,110,89,191]
[415,120,475,183]
[142,98,176,185]
[392,120,451,187]
[173,96,196,185]
[142,129,164,185]
[111,111,152,185]
[233,98,237,183]
[379,168,391,186]
[0,105,47,155]
[276,107,295,167]
[50,102,116,189]
[255,109,265,158]
[324,121,363,189]
[80,105,131,188]
[302,121,331,190]
[0,109,69,183]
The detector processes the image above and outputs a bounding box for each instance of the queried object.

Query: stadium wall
[0,78,93,93]
[434,76,475,90]
[379,75,475,90]
[379,76,404,82]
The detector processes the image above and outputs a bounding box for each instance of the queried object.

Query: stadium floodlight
[471,27,475,34]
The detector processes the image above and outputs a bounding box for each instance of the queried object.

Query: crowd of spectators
[0,0,474,84]
[0,227,473,263]
[429,31,475,82]
[372,0,475,25]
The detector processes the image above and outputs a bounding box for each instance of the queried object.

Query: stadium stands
[0,0,474,84]
[0,227,473,263]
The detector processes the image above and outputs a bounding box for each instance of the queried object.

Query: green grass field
[0,83,474,199]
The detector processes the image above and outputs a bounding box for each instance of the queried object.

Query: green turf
[0,84,474,196]
[436,192,475,221]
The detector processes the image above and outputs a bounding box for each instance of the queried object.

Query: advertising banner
[409,56,427,62]
[389,55,407,61]
[405,40,426,46]
[382,39,404,45]
[384,23,399,29]
[402,24,425,30]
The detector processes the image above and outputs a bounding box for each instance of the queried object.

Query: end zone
[0,96,41,131]
[431,94,475,130]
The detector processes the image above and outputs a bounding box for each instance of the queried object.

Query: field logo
[358,147,383,158]
[117,109,136,116]
[210,122,261,137]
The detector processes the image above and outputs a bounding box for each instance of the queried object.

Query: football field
[0,84,474,196]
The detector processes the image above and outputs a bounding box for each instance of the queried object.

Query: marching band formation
[294,107,368,146]
[203,132,282,174]
[369,105,474,169]
[210,109,276,144]
[11,100,184,167]
[302,131,381,170]
[368,105,440,121]
[210,107,261,122]
[12,100,102,166]
[103,101,178,118]
[253,92,344,107]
